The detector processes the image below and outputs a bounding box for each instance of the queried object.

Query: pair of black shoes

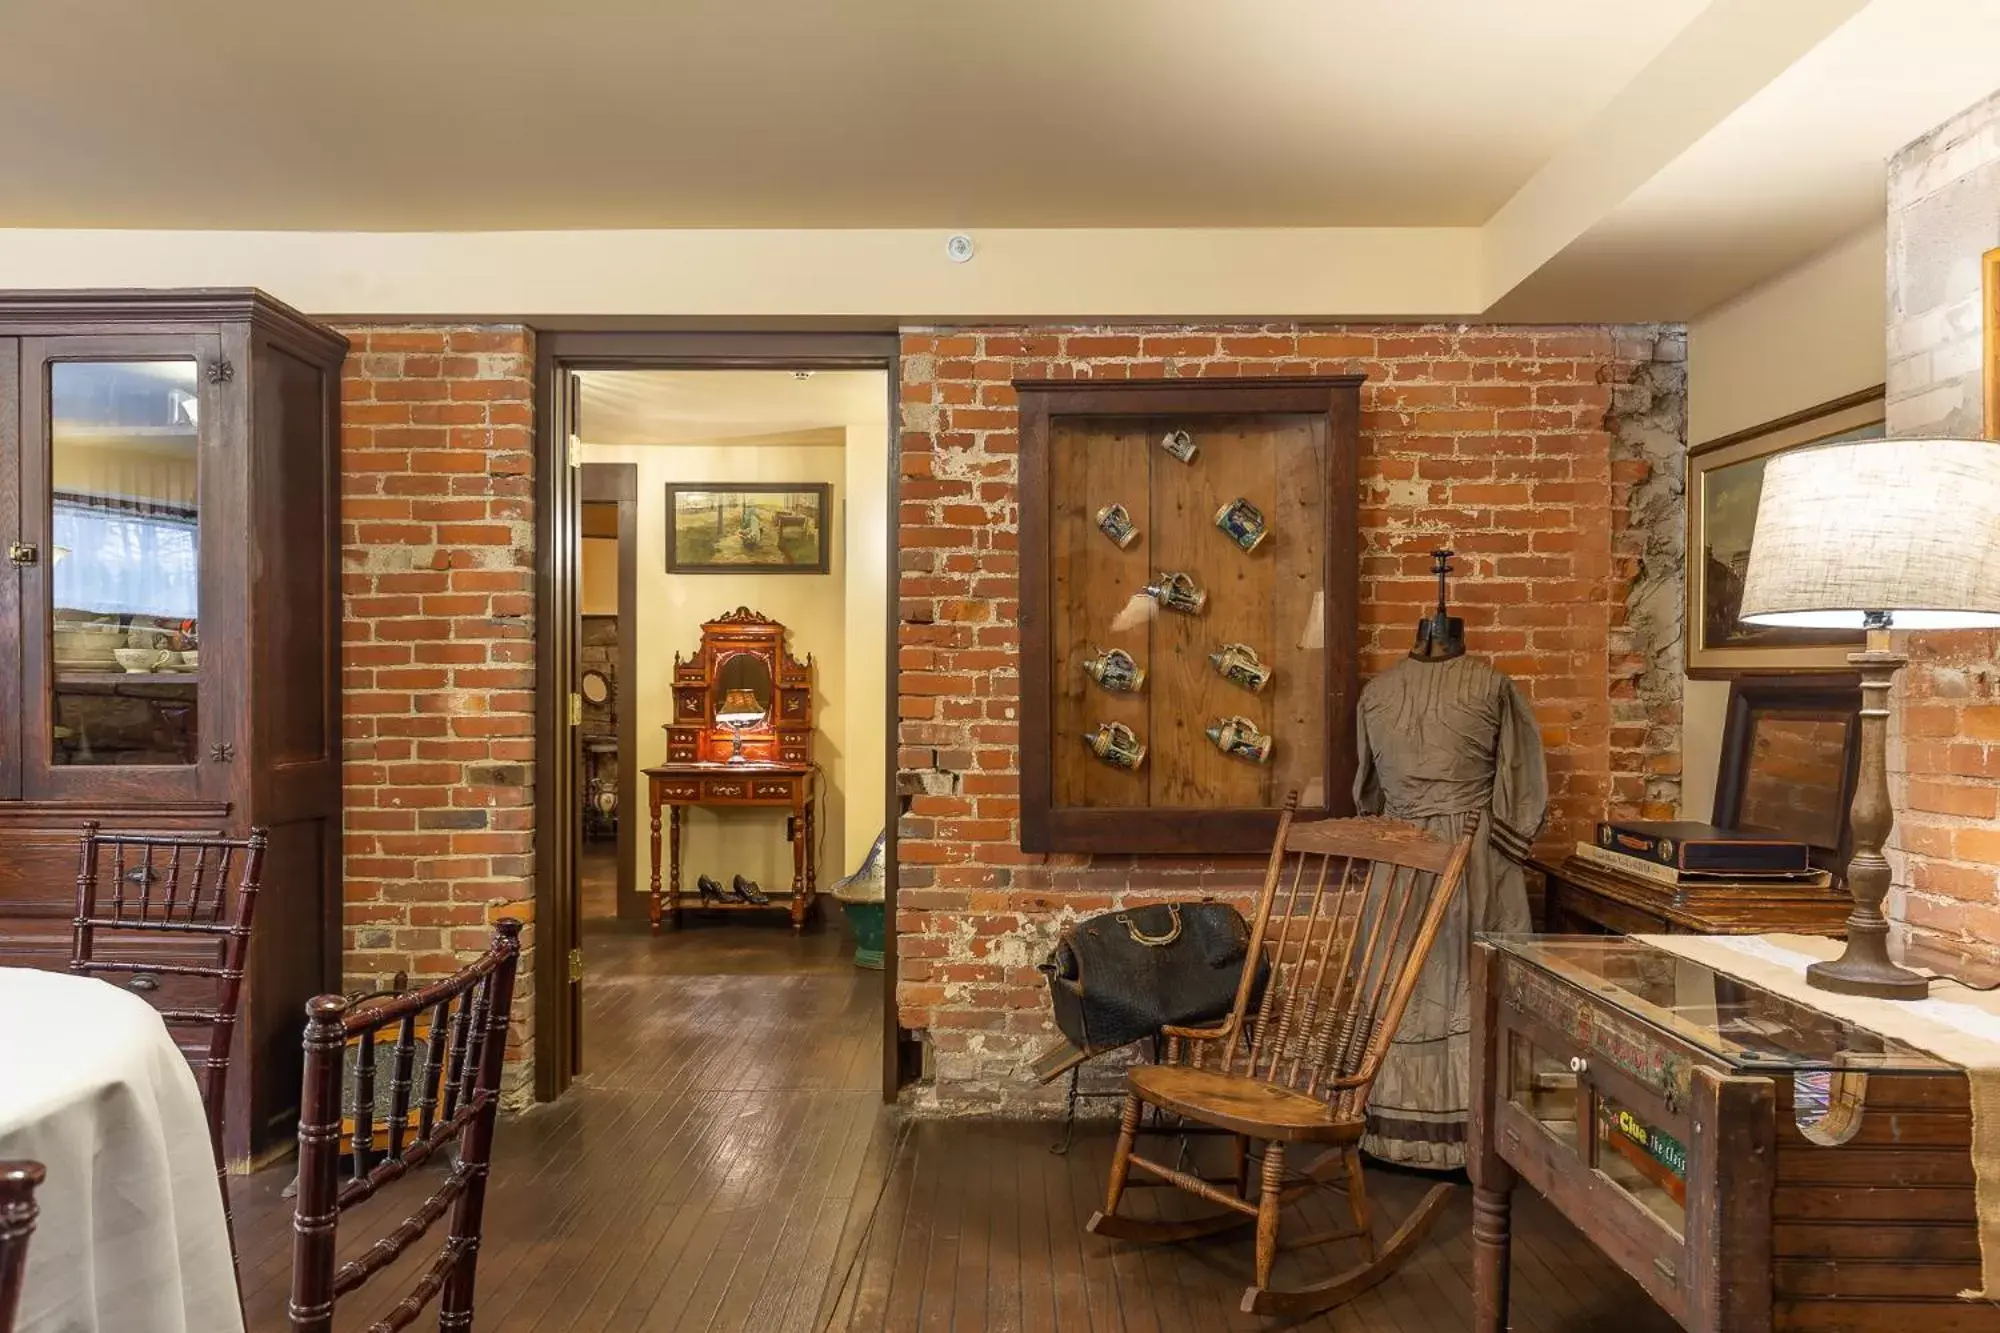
[696,873,771,906]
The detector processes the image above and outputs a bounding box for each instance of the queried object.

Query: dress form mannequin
[1357,544,1549,1168]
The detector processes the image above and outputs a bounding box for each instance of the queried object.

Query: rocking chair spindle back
[1093,798,1474,1319]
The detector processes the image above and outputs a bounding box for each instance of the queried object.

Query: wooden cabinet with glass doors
[0,289,346,1166]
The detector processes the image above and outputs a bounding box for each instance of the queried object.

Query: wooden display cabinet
[0,289,346,1166]
[1017,378,1360,854]
[1470,936,1994,1331]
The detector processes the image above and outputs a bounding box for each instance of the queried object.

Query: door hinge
[569,692,583,726]
[567,434,583,469]
[567,948,584,982]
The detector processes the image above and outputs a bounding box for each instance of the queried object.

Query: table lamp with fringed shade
[1741,437,2000,999]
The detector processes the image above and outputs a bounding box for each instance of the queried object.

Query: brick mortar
[892,322,1682,1114]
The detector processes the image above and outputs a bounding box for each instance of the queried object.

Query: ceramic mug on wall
[1083,647,1145,693]
[1209,642,1272,693]
[1144,571,1207,616]
[1206,715,1274,764]
[1083,721,1147,770]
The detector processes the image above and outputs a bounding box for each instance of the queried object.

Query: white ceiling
[0,0,1705,229]
[0,0,1997,322]
[576,370,887,447]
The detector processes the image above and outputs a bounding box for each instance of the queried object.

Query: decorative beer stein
[1094,502,1140,549]
[1209,642,1272,693]
[1083,646,1145,693]
[1143,571,1207,615]
[1206,715,1274,765]
[1160,428,1199,464]
[1214,497,1269,552]
[1083,721,1147,770]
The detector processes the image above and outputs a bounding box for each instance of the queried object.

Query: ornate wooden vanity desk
[643,608,818,931]
[1470,935,1997,1332]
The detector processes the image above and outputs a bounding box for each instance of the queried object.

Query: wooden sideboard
[645,764,817,930]
[1534,856,1851,937]
[1470,936,1994,1331]
[646,607,819,931]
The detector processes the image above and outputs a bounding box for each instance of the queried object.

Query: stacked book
[1574,820,1832,890]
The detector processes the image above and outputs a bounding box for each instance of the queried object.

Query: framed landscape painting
[1685,388,1884,678]
[664,482,832,574]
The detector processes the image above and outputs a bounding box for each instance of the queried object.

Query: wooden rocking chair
[1087,805,1474,1317]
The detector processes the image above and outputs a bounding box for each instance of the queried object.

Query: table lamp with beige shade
[1741,437,2000,998]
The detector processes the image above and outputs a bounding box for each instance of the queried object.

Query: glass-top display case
[1472,932,1983,1329]
[1485,933,1956,1076]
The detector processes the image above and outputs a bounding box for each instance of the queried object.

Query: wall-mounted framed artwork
[664,482,832,574]
[1685,387,1885,678]
[1985,246,1998,439]
[1016,377,1361,854]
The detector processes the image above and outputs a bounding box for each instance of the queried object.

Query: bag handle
[1115,903,1182,947]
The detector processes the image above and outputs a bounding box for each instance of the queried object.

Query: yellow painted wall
[1681,221,1886,820]
[581,407,888,907]
[580,537,618,616]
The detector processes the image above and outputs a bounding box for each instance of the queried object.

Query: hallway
[230,859,1670,1332]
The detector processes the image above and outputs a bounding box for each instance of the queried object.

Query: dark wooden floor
[235,848,1676,1331]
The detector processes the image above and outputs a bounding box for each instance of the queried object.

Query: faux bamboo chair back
[0,1162,44,1333]
[288,919,522,1333]
[71,822,267,1270]
[1181,809,1471,1117]
[71,823,268,1123]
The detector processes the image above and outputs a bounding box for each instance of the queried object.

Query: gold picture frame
[1685,387,1885,678]
[1985,246,1998,439]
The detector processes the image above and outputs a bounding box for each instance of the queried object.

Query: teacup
[112,647,170,674]
[179,650,200,670]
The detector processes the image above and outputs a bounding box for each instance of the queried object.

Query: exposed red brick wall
[334,325,537,1098]
[1884,95,2000,966]
[1894,632,2000,947]
[894,323,1683,1107]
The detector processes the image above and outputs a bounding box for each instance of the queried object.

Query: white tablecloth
[0,968,245,1333]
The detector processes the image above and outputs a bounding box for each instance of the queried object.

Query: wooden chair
[1087,807,1473,1318]
[0,1162,44,1333]
[70,822,267,1273]
[288,919,522,1333]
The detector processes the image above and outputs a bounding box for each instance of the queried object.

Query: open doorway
[533,340,904,1103]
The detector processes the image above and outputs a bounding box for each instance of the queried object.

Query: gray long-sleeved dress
[1353,654,1549,1169]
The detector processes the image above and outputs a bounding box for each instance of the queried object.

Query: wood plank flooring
[233,851,1677,1331]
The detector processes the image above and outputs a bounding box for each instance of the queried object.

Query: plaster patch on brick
[1604,329,1688,821]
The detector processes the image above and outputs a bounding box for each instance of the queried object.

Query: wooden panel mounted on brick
[1020,378,1359,854]
[1049,420,1148,810]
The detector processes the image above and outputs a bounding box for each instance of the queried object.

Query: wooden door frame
[579,463,643,923]
[532,330,914,1104]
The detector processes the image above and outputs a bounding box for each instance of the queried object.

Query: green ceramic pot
[842,900,885,970]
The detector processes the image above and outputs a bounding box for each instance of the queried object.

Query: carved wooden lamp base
[1806,644,1929,1002]
[1805,932,1930,1000]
